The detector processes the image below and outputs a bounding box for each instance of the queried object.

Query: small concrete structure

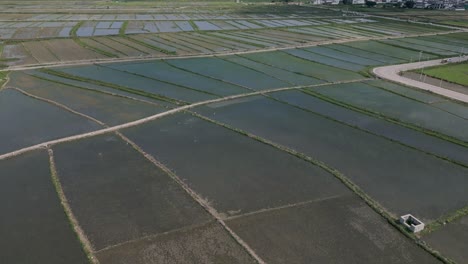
[400,214,425,233]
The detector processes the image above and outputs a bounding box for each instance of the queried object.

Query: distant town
[310,0,466,9]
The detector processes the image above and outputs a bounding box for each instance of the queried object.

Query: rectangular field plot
[0,44,38,66]
[423,215,468,264]
[23,70,174,107]
[129,35,180,54]
[160,34,230,53]
[22,41,59,62]
[227,195,439,264]
[240,51,364,82]
[0,150,88,264]
[96,221,256,264]
[258,29,328,42]
[325,44,405,64]
[186,32,258,50]
[400,37,468,54]
[91,37,149,57]
[219,55,323,86]
[311,82,468,142]
[207,32,272,48]
[106,60,250,96]
[426,34,468,47]
[431,101,468,120]
[166,57,291,90]
[342,41,438,62]
[122,112,348,217]
[46,39,105,61]
[57,65,217,103]
[182,33,252,52]
[52,134,211,250]
[303,46,383,66]
[284,49,365,72]
[0,89,102,155]
[10,71,165,126]
[230,31,299,46]
[364,79,447,104]
[270,89,468,166]
[379,39,456,56]
[195,96,468,221]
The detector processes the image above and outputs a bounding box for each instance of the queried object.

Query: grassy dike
[40,68,186,105]
[189,111,455,264]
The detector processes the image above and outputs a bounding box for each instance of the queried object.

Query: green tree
[365,0,377,7]
[405,0,415,8]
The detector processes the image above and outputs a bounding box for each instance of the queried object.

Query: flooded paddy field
[226,194,439,264]
[52,134,211,250]
[194,95,468,222]
[0,150,88,264]
[7,71,166,126]
[96,221,257,264]
[122,112,349,217]
[422,215,468,264]
[0,15,461,67]
[310,82,468,142]
[1,2,467,262]
[269,89,468,166]
[0,88,102,155]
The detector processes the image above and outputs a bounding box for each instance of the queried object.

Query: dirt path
[0,29,463,72]
[373,56,468,103]
[0,78,371,161]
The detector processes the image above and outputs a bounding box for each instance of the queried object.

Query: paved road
[373,56,468,103]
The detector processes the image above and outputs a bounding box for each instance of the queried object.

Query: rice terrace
[0,0,468,263]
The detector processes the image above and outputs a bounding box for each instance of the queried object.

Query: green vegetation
[423,62,468,87]
[422,206,468,235]
[48,150,96,264]
[119,21,129,36]
[70,21,84,38]
[189,20,199,31]
[0,71,8,88]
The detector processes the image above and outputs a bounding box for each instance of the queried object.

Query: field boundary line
[1,30,463,72]
[95,220,215,254]
[264,93,468,168]
[22,71,166,108]
[7,87,108,127]
[225,194,347,221]
[364,80,468,121]
[115,132,267,264]
[0,71,10,91]
[0,78,369,161]
[422,205,468,235]
[302,87,468,148]
[48,148,99,264]
[192,112,455,264]
[373,57,468,104]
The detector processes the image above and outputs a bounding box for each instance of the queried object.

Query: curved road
[373,56,468,103]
